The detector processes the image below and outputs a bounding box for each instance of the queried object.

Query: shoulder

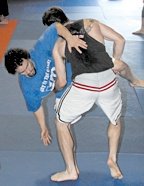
[84,18,99,25]
[43,23,57,37]
[83,19,100,33]
[84,19,99,28]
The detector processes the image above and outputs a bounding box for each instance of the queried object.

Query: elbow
[60,80,67,88]
[121,37,125,46]
[57,79,67,89]
[118,36,125,46]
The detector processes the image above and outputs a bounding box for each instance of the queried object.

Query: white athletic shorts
[55,98,82,124]
[56,69,122,125]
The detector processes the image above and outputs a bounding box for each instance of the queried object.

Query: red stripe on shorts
[72,78,117,92]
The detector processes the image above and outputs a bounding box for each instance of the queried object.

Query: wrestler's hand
[112,59,125,74]
[67,35,88,54]
[40,128,52,146]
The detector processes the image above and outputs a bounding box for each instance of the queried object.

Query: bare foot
[0,19,8,24]
[75,164,80,175]
[107,159,123,179]
[130,79,144,88]
[51,170,78,182]
[0,15,8,24]
[76,167,80,175]
[132,29,144,35]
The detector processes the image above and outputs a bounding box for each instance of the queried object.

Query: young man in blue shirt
[4,22,87,145]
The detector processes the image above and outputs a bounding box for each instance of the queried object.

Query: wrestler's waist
[74,69,116,86]
[73,77,117,92]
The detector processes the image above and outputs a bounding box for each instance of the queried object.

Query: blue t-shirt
[19,24,72,112]
[19,24,58,112]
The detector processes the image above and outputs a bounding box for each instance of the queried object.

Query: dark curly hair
[42,7,69,26]
[5,48,30,74]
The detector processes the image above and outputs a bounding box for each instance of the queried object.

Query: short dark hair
[5,48,30,74]
[42,7,69,26]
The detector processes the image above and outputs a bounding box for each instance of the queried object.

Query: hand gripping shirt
[19,24,58,112]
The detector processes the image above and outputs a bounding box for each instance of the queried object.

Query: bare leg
[107,119,123,179]
[132,15,144,35]
[113,60,144,88]
[51,119,79,182]
[132,28,144,35]
[68,125,80,174]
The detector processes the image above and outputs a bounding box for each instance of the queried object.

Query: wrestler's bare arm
[95,21,144,87]
[34,105,52,146]
[98,22,125,59]
[53,38,67,91]
[84,19,125,59]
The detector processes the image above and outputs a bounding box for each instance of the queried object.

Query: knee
[55,118,68,130]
